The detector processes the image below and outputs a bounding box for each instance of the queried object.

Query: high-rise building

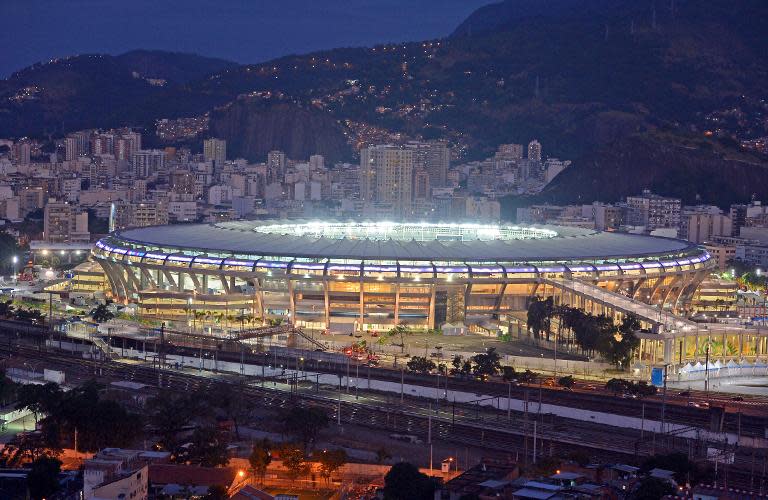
[65,136,78,161]
[496,143,524,161]
[527,139,542,162]
[43,200,90,243]
[169,170,196,195]
[65,131,92,161]
[13,141,31,165]
[131,150,166,178]
[680,209,732,244]
[729,204,747,236]
[359,145,415,218]
[110,201,169,231]
[115,131,141,161]
[19,186,46,216]
[407,141,450,188]
[309,154,325,170]
[626,190,681,231]
[203,138,227,166]
[267,150,286,184]
[582,202,624,231]
[413,168,430,200]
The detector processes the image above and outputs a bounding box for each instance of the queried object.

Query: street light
[11,256,17,282]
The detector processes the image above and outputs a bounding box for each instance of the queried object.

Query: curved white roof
[107,220,700,262]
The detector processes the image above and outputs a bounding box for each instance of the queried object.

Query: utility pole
[660,363,669,435]
[704,345,710,394]
[533,421,538,464]
[400,366,404,403]
[337,375,342,426]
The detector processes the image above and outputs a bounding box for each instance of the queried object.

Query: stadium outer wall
[91,221,714,334]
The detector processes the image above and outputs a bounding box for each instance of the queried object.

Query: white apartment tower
[527,139,542,162]
[360,145,415,218]
[203,138,227,166]
[267,150,286,184]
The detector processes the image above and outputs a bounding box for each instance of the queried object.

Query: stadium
[91,220,714,334]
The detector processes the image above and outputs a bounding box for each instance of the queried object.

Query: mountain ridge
[1,1,767,210]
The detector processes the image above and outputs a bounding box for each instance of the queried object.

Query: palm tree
[387,322,410,353]
[193,311,206,332]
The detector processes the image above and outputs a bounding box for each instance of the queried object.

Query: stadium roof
[110,221,699,262]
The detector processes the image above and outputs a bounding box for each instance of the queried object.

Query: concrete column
[428,284,436,330]
[358,277,364,331]
[323,279,330,330]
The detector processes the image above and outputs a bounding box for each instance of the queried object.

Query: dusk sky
[0,0,492,77]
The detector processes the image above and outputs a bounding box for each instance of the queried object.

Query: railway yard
[1,324,767,492]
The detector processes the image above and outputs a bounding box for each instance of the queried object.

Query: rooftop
[106,220,701,262]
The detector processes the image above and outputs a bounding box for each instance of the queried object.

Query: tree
[203,485,230,500]
[634,381,658,397]
[527,296,554,341]
[605,378,632,395]
[518,370,538,384]
[15,307,46,325]
[602,326,640,369]
[383,462,437,500]
[27,456,62,500]
[280,443,309,480]
[174,426,230,467]
[406,356,435,374]
[386,323,410,352]
[208,383,246,439]
[572,312,610,355]
[16,382,63,421]
[631,476,675,500]
[501,365,517,382]
[249,438,272,483]
[450,355,463,376]
[460,360,473,378]
[557,375,575,390]
[147,391,202,451]
[41,380,141,453]
[89,301,115,324]
[471,347,501,380]
[281,406,329,452]
[318,448,347,483]
[0,299,15,318]
[0,370,16,407]
[0,231,22,274]
[0,431,57,467]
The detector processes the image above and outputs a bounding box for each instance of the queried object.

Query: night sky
[0,0,492,77]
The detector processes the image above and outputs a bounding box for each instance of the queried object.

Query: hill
[209,99,352,164]
[1,0,767,208]
[0,51,236,137]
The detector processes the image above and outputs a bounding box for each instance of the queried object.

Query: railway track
[3,344,766,491]
[103,333,768,439]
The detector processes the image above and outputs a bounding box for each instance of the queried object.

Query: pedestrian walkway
[542,278,697,332]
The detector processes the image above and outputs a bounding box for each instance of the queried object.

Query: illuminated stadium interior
[250,221,558,242]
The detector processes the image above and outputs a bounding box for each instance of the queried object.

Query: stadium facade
[92,220,714,333]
